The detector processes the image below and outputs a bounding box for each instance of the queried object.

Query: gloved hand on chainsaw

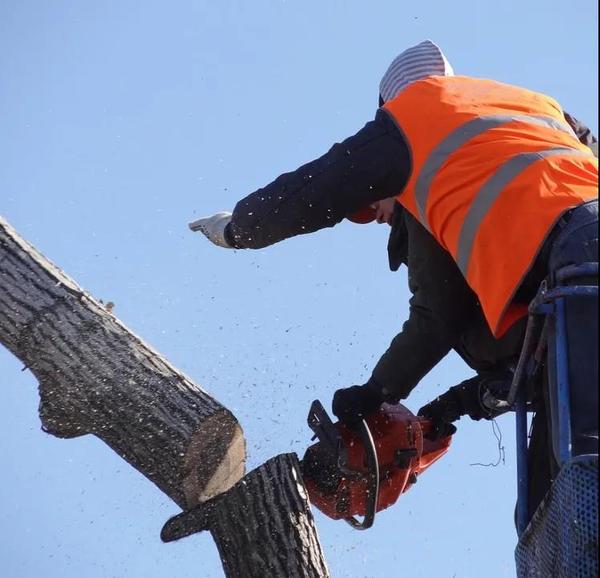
[417,397,459,441]
[332,383,384,427]
[418,371,513,440]
[189,212,234,248]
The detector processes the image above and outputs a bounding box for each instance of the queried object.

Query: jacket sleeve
[227,109,410,249]
[369,213,480,402]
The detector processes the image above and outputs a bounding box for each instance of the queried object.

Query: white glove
[188,212,233,248]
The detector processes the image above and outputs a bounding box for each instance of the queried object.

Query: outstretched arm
[227,109,410,248]
[190,109,411,249]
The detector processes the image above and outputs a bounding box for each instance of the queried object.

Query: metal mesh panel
[516,455,598,578]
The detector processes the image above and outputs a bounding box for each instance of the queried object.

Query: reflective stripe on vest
[411,113,592,279]
[414,114,578,227]
[455,146,592,276]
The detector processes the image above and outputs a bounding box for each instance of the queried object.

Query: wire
[469,419,505,467]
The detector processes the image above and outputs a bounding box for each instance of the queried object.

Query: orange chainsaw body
[302,402,452,521]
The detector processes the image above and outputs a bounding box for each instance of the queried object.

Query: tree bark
[0,216,246,508]
[162,453,330,578]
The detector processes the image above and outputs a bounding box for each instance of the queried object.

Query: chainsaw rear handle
[345,417,379,530]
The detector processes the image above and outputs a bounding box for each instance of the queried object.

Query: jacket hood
[379,40,454,103]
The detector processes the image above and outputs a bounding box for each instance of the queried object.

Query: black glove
[417,398,459,441]
[332,383,383,427]
[418,376,484,441]
[418,372,513,440]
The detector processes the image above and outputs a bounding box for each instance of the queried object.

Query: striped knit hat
[379,40,454,103]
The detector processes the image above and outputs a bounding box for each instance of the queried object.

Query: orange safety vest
[384,76,598,337]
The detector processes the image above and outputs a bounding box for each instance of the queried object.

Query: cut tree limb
[162,453,330,578]
[0,216,246,508]
[1,217,332,578]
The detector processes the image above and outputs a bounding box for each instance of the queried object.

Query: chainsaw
[160,399,452,542]
[300,399,452,530]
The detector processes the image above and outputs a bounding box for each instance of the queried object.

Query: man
[190,41,598,513]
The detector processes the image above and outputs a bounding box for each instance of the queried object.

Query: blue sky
[0,1,597,577]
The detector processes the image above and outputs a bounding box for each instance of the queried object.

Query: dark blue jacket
[225,108,596,401]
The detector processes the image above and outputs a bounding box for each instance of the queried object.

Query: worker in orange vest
[190,40,598,515]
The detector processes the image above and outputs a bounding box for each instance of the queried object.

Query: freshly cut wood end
[183,410,246,507]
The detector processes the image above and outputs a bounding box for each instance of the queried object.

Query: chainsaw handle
[345,418,379,530]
